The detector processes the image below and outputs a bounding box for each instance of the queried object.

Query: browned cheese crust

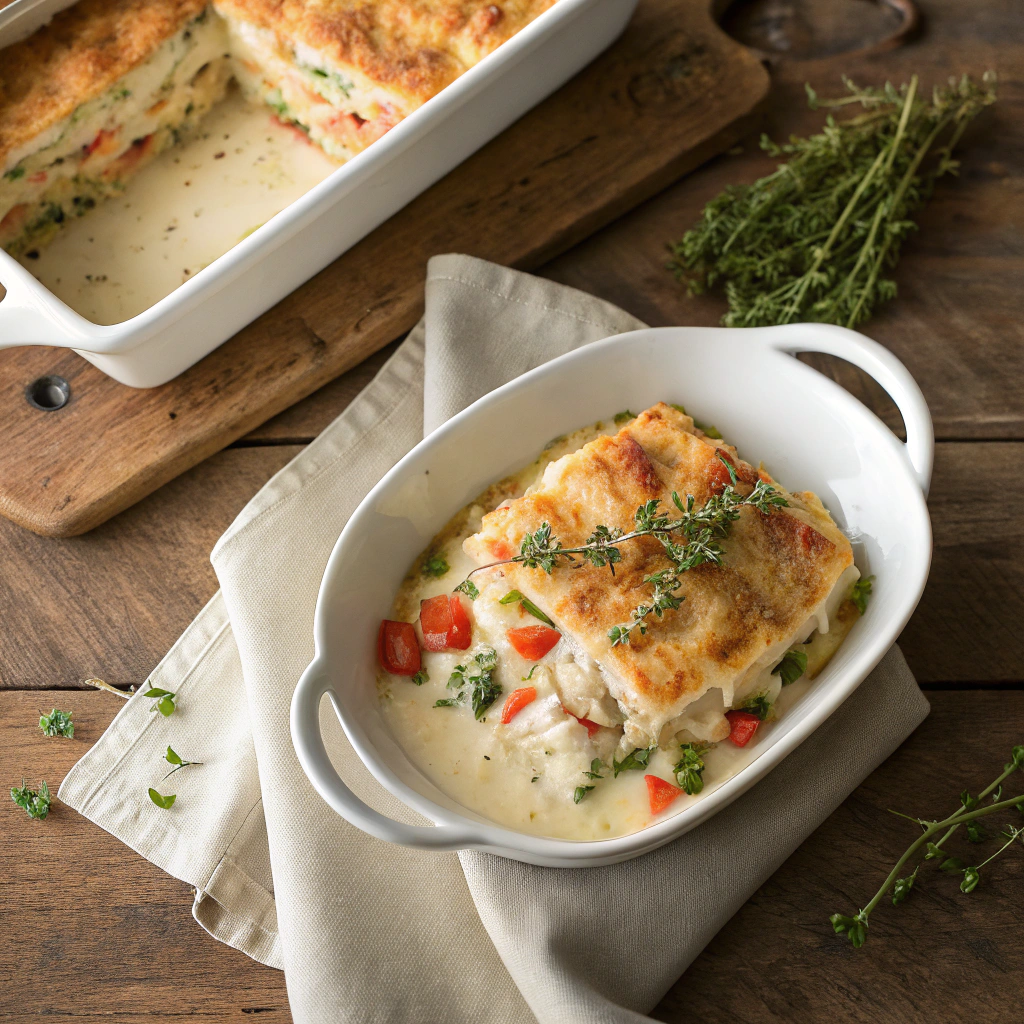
[213,0,556,107]
[0,0,210,167]
[464,403,854,717]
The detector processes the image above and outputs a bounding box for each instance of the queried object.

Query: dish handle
[291,661,477,851]
[764,323,934,496]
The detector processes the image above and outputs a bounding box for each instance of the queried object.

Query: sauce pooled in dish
[378,403,869,841]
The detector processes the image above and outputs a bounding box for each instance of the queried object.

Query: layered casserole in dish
[1,0,555,257]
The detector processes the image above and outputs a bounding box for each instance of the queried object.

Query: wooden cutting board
[0,0,768,537]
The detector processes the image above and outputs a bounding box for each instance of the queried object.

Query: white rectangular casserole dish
[0,0,637,387]
[291,323,934,867]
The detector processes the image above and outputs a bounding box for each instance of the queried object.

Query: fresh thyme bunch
[832,744,1024,947]
[669,73,997,328]
[456,455,787,645]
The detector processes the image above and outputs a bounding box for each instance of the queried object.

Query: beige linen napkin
[60,254,929,1024]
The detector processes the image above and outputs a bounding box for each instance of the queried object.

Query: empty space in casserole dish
[17,87,338,324]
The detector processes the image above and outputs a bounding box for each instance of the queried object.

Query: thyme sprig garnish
[831,744,1024,947]
[674,744,707,795]
[669,73,997,329]
[457,455,787,646]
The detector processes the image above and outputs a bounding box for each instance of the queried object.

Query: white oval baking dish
[291,323,933,867]
[0,0,637,387]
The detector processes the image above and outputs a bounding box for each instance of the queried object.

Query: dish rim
[0,0,608,351]
[292,322,934,866]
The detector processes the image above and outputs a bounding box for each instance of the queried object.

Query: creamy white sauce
[380,423,862,842]
[19,88,337,324]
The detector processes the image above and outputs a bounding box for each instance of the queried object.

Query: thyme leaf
[143,685,177,717]
[39,708,74,738]
[673,743,706,795]
[11,780,51,820]
[613,746,656,777]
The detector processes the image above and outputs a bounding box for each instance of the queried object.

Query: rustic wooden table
[1,1,1021,1020]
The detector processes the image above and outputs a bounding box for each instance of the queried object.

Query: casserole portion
[377,404,869,840]
[213,0,558,161]
[0,0,232,257]
[463,403,856,748]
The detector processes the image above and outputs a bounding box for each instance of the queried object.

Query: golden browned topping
[212,0,556,107]
[465,403,854,717]
[0,0,208,167]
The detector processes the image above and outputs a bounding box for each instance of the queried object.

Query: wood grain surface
[0,0,769,538]
[2,689,1021,1023]
[1,0,1022,1021]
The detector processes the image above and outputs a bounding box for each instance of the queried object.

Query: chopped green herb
[851,575,875,615]
[434,648,501,720]
[411,670,429,686]
[522,666,537,681]
[773,649,808,686]
[670,403,687,415]
[39,708,74,738]
[613,746,656,777]
[573,785,594,804]
[499,589,554,626]
[11,780,51,820]
[614,410,636,425]
[143,685,177,717]
[531,776,539,783]
[421,553,450,579]
[148,788,176,810]
[454,579,479,601]
[4,166,25,181]
[673,743,706,795]
[741,693,774,721]
[583,758,605,781]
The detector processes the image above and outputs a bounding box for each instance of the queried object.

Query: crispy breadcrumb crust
[212,0,556,108]
[465,403,855,720]
[0,0,207,167]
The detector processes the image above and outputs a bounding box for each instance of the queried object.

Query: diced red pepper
[448,593,472,650]
[725,710,761,747]
[507,624,561,661]
[562,705,602,738]
[84,128,119,158]
[419,594,472,651]
[645,775,683,815]
[378,620,421,676]
[500,686,537,724]
[28,170,47,184]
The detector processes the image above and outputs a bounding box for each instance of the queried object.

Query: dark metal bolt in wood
[25,375,70,412]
